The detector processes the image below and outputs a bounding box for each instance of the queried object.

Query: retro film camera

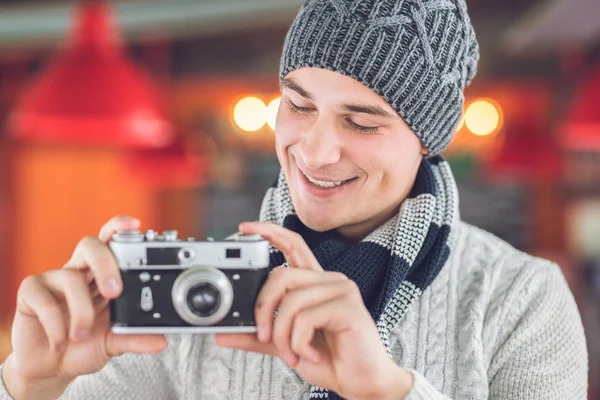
[109,229,271,334]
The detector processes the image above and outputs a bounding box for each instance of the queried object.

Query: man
[0,0,588,399]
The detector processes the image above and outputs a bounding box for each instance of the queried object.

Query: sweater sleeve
[405,260,588,400]
[0,334,184,400]
[486,261,588,399]
[404,369,451,400]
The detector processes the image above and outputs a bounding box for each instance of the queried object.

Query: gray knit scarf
[258,155,459,399]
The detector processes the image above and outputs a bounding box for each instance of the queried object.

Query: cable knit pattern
[0,222,588,399]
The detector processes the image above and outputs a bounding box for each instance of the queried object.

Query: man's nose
[299,124,342,170]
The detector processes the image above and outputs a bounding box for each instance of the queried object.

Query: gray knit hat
[280,0,479,155]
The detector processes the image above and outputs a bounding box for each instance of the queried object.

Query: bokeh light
[266,98,281,130]
[233,97,267,132]
[465,99,502,136]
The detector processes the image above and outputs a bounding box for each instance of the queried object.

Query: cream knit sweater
[0,222,588,399]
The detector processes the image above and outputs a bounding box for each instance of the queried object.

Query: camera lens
[172,266,234,326]
[186,283,221,317]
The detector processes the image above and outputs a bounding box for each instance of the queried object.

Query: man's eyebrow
[281,78,314,100]
[281,77,398,119]
[340,103,398,119]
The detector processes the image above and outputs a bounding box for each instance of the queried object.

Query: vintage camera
[109,229,270,334]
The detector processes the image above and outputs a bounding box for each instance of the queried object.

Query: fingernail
[257,325,268,342]
[75,329,90,342]
[105,278,121,295]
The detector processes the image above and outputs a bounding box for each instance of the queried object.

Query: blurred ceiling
[0,0,304,50]
[0,0,598,76]
[503,0,600,55]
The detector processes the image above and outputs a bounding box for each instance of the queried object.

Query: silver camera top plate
[110,230,271,270]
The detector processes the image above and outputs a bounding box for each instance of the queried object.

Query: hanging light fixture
[123,135,206,188]
[487,121,561,182]
[562,63,600,151]
[8,0,174,148]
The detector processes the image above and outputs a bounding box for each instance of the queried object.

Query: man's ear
[420,144,429,156]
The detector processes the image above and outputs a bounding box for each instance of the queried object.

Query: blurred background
[0,0,599,396]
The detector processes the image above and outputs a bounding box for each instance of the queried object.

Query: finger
[239,222,322,272]
[92,293,109,314]
[105,332,168,357]
[291,295,358,363]
[65,236,122,299]
[272,280,351,366]
[16,276,69,353]
[89,279,100,299]
[40,269,96,343]
[255,268,347,342]
[214,333,278,357]
[98,215,140,243]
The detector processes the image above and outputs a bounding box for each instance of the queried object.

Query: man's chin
[296,210,340,233]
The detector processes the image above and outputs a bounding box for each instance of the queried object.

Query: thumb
[105,333,167,357]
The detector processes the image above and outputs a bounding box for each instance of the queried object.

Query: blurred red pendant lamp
[561,62,600,151]
[124,135,207,189]
[486,120,562,182]
[8,0,173,148]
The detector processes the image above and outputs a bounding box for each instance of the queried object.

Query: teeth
[303,172,345,188]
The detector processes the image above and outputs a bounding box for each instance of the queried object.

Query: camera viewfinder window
[226,248,241,259]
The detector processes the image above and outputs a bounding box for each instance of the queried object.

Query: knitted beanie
[280,0,480,155]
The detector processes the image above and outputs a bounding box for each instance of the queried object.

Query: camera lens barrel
[172,266,233,325]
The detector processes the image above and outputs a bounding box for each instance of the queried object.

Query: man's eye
[346,118,380,134]
[286,99,313,114]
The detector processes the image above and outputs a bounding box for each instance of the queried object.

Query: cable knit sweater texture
[0,222,588,399]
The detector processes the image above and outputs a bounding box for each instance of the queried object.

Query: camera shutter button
[141,286,154,312]
[112,230,145,243]
[163,230,178,241]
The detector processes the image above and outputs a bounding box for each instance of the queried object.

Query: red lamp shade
[562,63,600,151]
[487,122,561,182]
[8,2,173,148]
[124,136,206,188]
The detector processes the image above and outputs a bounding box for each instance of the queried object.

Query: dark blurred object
[562,63,600,151]
[457,178,532,251]
[7,1,173,148]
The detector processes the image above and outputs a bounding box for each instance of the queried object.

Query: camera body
[109,229,270,334]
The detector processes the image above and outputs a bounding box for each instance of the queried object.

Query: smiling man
[275,70,426,240]
[0,0,588,399]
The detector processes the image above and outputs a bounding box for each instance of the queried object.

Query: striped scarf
[258,155,459,399]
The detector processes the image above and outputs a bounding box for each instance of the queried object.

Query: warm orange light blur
[233,97,267,132]
[465,99,502,136]
[266,98,281,130]
[457,115,465,131]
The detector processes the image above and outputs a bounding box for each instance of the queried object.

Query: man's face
[275,67,425,240]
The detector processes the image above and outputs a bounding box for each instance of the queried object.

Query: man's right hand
[2,216,168,400]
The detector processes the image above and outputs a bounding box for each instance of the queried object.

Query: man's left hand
[215,222,413,400]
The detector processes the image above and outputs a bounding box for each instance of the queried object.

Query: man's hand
[3,216,167,400]
[215,222,413,400]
